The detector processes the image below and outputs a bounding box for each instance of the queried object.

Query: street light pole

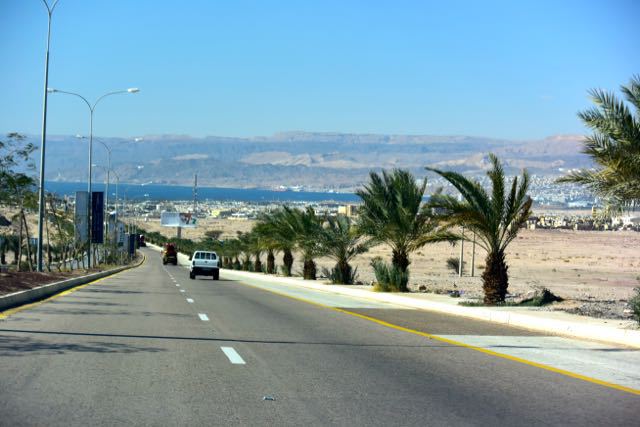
[36,0,60,272]
[48,88,139,268]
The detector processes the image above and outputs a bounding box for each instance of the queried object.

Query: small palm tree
[356,169,440,290]
[281,207,325,280]
[558,75,640,208]
[253,220,280,274]
[254,209,296,276]
[426,154,532,304]
[319,214,371,284]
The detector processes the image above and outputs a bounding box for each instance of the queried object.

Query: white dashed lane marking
[198,313,209,321]
[221,347,246,365]
[187,298,194,303]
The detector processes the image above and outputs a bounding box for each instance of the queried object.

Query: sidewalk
[148,243,640,348]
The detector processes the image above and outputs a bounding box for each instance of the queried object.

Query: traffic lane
[0,255,301,425]
[343,307,541,336]
[180,276,639,426]
[207,268,640,390]
[1,253,197,337]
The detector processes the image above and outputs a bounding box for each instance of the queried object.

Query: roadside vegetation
[558,75,640,211]
[40,76,639,308]
[426,154,533,304]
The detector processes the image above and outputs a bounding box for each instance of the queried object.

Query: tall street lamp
[47,87,139,268]
[36,0,60,272]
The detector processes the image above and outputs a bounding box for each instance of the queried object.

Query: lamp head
[127,88,140,93]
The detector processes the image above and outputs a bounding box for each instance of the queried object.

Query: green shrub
[630,287,640,326]
[281,264,291,277]
[446,257,465,274]
[370,257,409,292]
[321,265,359,285]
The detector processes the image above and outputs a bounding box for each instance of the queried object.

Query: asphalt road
[1,248,638,426]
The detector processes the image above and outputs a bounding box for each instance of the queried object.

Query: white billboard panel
[160,212,197,228]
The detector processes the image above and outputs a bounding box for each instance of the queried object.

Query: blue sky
[1,0,638,140]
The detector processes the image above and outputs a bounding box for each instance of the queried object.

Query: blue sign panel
[91,191,104,244]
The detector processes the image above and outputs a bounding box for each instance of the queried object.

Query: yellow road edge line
[0,254,147,319]
[234,278,640,397]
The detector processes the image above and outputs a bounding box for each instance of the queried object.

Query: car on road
[138,234,146,247]
[162,243,178,265]
[190,250,220,280]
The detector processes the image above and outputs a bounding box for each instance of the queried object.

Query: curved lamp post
[47,87,139,268]
[36,0,60,272]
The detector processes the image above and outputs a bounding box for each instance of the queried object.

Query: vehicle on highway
[139,234,146,247]
[190,250,220,280]
[162,243,178,265]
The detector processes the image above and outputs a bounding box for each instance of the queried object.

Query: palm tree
[426,154,532,304]
[254,208,296,276]
[318,214,371,284]
[252,221,280,274]
[558,75,640,208]
[356,169,439,290]
[236,232,253,271]
[280,207,325,280]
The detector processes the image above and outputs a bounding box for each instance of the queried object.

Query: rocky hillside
[28,132,590,190]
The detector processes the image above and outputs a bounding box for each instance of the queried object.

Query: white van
[189,251,220,280]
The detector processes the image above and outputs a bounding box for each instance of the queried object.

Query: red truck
[162,243,178,265]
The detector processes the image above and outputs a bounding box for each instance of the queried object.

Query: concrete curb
[0,254,145,313]
[145,243,640,348]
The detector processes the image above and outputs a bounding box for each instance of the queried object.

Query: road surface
[1,248,638,426]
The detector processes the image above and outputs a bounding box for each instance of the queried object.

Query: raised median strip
[0,254,146,314]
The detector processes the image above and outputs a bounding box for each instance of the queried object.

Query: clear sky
[1,0,638,140]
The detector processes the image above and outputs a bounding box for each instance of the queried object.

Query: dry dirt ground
[139,216,640,320]
[0,270,88,296]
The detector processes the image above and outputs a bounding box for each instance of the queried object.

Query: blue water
[44,181,361,203]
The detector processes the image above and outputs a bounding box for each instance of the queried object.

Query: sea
[44,181,361,203]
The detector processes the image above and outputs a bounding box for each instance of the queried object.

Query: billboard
[91,191,104,244]
[161,212,197,228]
[74,191,89,244]
[116,222,126,249]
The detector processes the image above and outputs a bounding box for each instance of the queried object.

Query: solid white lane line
[221,347,246,365]
[186,298,194,303]
[198,313,209,321]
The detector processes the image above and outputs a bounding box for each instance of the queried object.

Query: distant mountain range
[21,131,591,190]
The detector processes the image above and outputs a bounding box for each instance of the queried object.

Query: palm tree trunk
[17,217,23,271]
[303,258,316,280]
[253,253,262,273]
[337,260,352,284]
[482,250,509,304]
[283,249,293,276]
[392,248,410,273]
[266,250,275,274]
[21,209,34,271]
